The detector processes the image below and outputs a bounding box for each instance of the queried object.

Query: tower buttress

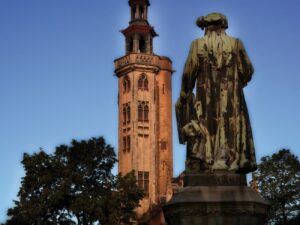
[114,1,173,223]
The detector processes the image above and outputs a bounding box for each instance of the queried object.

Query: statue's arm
[176,40,199,144]
[180,40,199,100]
[237,39,254,86]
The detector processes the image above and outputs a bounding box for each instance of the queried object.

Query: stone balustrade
[115,53,172,73]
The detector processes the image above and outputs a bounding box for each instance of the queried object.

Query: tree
[253,149,300,225]
[287,212,300,225]
[5,137,144,225]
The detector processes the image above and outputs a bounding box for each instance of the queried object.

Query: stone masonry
[114,1,173,224]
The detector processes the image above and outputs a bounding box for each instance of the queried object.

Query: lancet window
[139,37,146,53]
[140,6,144,19]
[123,135,131,152]
[138,171,149,196]
[138,74,148,91]
[131,6,137,20]
[123,76,131,93]
[123,103,131,124]
[138,101,149,122]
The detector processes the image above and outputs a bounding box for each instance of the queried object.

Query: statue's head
[196,13,228,30]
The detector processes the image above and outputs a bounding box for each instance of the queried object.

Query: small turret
[115,1,173,223]
[122,0,157,54]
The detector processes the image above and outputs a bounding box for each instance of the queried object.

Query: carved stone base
[163,174,269,225]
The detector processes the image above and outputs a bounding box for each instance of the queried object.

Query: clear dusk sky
[1,0,300,222]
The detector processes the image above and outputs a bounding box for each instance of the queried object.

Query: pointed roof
[121,25,158,37]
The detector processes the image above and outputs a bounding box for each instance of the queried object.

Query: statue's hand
[176,91,189,109]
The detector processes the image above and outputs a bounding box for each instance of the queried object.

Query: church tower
[114,0,173,223]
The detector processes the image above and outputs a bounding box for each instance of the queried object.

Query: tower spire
[122,0,157,54]
[129,0,150,22]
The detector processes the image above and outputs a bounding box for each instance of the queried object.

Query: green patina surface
[176,13,256,174]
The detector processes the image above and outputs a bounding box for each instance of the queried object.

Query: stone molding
[184,173,247,186]
[163,174,270,225]
[164,201,268,218]
[114,53,172,76]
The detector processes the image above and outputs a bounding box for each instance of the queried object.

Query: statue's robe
[176,29,256,172]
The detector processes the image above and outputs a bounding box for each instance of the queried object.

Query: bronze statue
[176,13,257,173]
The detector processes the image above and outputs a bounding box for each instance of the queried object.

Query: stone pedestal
[163,173,269,225]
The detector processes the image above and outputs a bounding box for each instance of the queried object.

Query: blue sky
[1,0,300,222]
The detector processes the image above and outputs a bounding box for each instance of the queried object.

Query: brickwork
[115,54,173,219]
[114,1,173,223]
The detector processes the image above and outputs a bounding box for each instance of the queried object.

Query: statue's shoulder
[220,35,241,50]
[190,38,206,51]
[192,38,206,46]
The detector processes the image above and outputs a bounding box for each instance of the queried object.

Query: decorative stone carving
[119,55,130,67]
[136,55,153,64]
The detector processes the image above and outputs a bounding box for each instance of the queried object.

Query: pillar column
[145,35,151,54]
[144,5,147,20]
[133,34,139,53]
[136,5,140,19]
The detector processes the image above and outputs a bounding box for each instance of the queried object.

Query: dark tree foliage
[286,212,300,225]
[253,149,300,225]
[4,137,144,225]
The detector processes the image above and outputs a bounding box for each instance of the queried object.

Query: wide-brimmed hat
[196,12,228,30]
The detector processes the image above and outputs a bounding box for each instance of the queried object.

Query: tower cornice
[114,53,173,77]
[121,24,158,37]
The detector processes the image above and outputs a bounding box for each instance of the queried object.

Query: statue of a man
[176,13,257,174]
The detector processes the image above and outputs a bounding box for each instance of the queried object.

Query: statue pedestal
[163,173,269,225]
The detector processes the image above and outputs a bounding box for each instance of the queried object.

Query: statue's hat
[196,13,228,30]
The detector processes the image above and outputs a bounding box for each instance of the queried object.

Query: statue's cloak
[176,30,256,172]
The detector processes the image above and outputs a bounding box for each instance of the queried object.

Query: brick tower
[114,0,173,223]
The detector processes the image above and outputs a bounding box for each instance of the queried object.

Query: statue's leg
[186,157,202,174]
[212,119,229,171]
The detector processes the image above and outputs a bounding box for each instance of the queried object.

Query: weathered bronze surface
[164,179,269,225]
[164,13,269,225]
[176,12,256,174]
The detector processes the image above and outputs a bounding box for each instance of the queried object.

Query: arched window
[123,107,127,125]
[138,101,149,122]
[123,135,131,152]
[144,104,149,122]
[132,6,137,19]
[138,74,148,91]
[138,104,143,122]
[123,103,131,124]
[126,37,133,53]
[139,37,146,53]
[140,6,144,19]
[123,76,131,93]
[138,171,149,196]
[126,105,131,123]
[129,39,133,52]
[126,136,131,152]
[123,136,126,152]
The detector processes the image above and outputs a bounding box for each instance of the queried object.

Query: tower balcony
[114,53,172,77]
